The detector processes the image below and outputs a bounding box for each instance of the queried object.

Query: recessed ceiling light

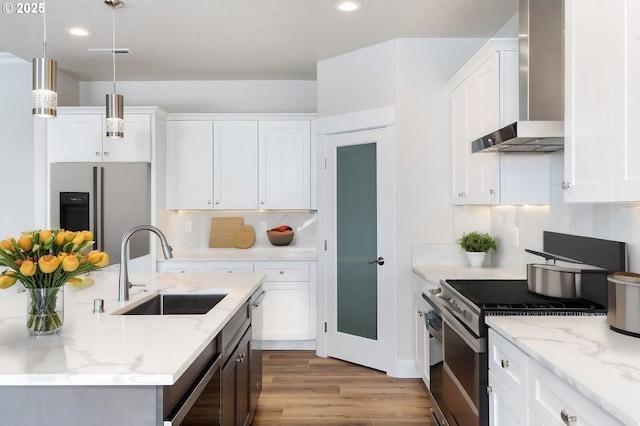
[66,28,91,37]
[335,1,361,12]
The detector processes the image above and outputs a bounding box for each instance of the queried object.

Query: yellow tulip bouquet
[0,229,109,335]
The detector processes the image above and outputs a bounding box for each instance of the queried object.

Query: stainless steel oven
[440,308,486,426]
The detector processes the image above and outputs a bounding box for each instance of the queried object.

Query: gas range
[437,279,606,338]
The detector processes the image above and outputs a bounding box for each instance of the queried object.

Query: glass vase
[26,287,64,336]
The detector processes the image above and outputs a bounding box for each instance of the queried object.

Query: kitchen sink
[118,291,229,315]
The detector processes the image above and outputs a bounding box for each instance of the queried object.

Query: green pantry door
[326,127,393,372]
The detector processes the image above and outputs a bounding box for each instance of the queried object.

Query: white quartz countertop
[0,271,264,387]
[487,315,640,425]
[412,264,525,283]
[162,247,317,261]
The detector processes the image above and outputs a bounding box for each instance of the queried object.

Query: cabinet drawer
[207,262,254,273]
[157,261,207,273]
[489,329,528,401]
[254,261,309,282]
[528,359,623,426]
[221,301,250,358]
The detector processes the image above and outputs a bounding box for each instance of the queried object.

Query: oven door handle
[441,308,485,353]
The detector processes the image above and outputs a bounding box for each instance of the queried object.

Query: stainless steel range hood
[472,0,564,153]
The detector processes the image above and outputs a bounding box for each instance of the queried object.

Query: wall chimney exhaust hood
[472,0,564,153]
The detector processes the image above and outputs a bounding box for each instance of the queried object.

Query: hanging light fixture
[32,0,57,118]
[105,0,124,138]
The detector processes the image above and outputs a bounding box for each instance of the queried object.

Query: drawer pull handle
[500,359,509,368]
[561,409,577,425]
[279,270,284,274]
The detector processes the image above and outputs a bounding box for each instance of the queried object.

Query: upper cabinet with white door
[448,39,518,205]
[564,0,640,202]
[258,121,311,209]
[47,107,152,163]
[166,114,315,210]
[166,120,214,210]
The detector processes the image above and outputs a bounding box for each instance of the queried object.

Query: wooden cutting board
[234,225,256,249]
[209,217,244,248]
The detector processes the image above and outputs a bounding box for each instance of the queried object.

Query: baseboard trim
[255,340,316,350]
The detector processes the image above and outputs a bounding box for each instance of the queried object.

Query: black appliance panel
[445,279,606,313]
[60,192,90,231]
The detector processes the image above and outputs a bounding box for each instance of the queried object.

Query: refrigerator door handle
[100,166,105,252]
[92,166,100,251]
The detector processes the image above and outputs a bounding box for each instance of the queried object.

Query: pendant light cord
[42,0,46,57]
[112,5,116,94]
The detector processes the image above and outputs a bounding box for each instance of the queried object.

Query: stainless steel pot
[527,264,582,298]
[607,272,640,337]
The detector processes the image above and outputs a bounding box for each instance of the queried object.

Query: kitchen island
[0,270,264,426]
[487,315,640,425]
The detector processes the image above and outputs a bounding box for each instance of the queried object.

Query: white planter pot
[466,252,486,267]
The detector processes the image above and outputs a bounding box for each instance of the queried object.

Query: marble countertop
[161,247,317,261]
[0,271,264,387]
[487,316,640,425]
[412,264,525,283]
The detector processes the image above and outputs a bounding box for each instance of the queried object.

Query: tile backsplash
[169,211,317,250]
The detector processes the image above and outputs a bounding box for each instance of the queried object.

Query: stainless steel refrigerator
[50,163,150,265]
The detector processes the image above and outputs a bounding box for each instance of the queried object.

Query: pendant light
[105,0,124,139]
[32,0,57,118]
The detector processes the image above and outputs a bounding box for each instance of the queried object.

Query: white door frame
[316,106,397,374]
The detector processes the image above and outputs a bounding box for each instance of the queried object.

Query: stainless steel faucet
[118,225,173,301]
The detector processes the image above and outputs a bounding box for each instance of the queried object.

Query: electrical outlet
[185,221,192,233]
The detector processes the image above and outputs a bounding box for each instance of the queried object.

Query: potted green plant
[458,231,497,267]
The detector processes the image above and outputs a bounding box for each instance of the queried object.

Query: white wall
[317,39,400,118]
[0,55,34,239]
[79,80,317,113]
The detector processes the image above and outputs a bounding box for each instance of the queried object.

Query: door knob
[368,257,385,266]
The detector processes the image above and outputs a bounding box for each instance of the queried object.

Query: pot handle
[525,249,583,265]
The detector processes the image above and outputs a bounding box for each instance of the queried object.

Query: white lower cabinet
[254,261,311,341]
[156,260,316,343]
[528,361,622,426]
[206,262,253,273]
[489,370,528,426]
[488,328,623,426]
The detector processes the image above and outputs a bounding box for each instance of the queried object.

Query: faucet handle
[129,282,147,288]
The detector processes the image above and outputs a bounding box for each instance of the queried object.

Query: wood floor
[252,350,432,426]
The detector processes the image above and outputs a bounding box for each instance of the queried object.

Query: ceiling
[0,0,518,81]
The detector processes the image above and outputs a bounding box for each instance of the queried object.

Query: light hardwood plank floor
[252,350,432,426]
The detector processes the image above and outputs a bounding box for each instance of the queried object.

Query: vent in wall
[88,48,132,55]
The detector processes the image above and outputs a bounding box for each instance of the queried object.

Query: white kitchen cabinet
[213,121,258,209]
[48,113,151,163]
[414,301,430,387]
[451,52,501,205]
[413,273,431,387]
[449,39,552,206]
[489,370,528,426]
[166,121,214,210]
[488,328,528,401]
[528,359,622,426]
[449,40,521,205]
[259,121,311,209]
[206,261,254,273]
[488,328,622,426]
[564,0,640,202]
[254,261,311,340]
[166,118,312,210]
